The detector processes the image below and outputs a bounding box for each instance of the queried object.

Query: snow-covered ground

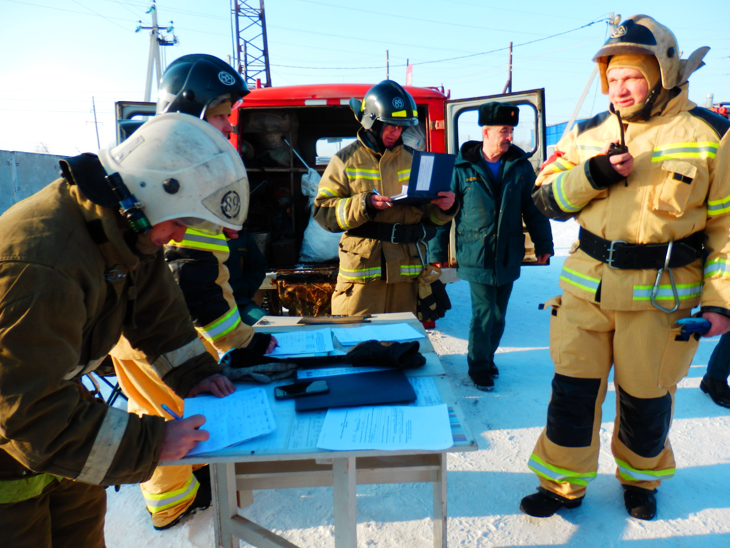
[103,219,730,547]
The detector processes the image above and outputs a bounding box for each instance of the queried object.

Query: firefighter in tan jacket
[313,80,457,315]
[520,15,730,521]
[110,54,277,530]
[0,114,246,547]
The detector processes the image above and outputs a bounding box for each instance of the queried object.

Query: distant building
[546,119,589,157]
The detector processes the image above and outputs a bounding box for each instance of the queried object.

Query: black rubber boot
[520,487,583,518]
[487,360,499,378]
[623,486,657,520]
[470,370,494,391]
[700,376,730,408]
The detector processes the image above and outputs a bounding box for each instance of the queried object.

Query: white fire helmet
[593,14,709,94]
[98,112,249,232]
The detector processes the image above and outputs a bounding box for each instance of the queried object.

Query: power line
[271,18,609,70]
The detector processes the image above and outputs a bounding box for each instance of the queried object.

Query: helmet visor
[178,217,224,236]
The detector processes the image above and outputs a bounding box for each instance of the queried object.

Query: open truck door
[115,101,156,145]
[444,89,547,266]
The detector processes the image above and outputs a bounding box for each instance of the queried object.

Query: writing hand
[159,414,209,461]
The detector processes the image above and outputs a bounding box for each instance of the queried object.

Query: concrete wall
[0,150,64,214]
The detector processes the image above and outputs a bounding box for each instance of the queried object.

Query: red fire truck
[116,84,546,314]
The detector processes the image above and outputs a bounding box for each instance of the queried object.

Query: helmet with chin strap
[98,113,249,233]
[350,80,418,130]
[156,54,249,119]
[593,14,709,94]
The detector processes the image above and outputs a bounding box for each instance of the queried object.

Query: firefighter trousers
[331,279,418,316]
[0,477,106,548]
[528,292,698,500]
[466,281,514,376]
[111,356,200,529]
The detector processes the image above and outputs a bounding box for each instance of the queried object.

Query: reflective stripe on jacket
[165,229,255,353]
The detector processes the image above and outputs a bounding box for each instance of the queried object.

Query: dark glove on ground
[345,340,426,369]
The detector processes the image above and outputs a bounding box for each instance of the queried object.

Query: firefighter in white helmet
[521,14,730,520]
[0,113,247,546]
[109,54,283,531]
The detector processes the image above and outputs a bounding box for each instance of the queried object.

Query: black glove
[587,154,626,190]
[345,340,426,369]
[219,333,272,368]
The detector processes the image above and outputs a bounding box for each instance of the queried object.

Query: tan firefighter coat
[533,86,730,312]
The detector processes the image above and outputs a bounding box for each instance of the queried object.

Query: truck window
[315,137,357,165]
[453,104,538,154]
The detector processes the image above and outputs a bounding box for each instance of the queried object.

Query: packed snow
[103,219,730,547]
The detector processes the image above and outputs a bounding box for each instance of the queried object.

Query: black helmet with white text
[157,54,249,119]
[350,80,418,130]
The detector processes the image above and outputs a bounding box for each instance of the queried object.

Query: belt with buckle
[578,227,703,270]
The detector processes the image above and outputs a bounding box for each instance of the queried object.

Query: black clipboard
[294,369,417,412]
[390,150,456,205]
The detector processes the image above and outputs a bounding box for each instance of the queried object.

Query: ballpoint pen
[161,404,183,420]
[372,188,392,206]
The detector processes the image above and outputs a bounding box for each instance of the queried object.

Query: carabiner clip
[651,241,680,313]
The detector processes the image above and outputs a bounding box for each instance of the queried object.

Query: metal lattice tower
[231,0,272,88]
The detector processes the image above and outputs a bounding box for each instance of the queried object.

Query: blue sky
[1,0,728,155]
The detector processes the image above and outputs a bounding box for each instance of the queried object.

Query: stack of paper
[316,403,453,451]
[332,323,424,346]
[183,387,276,456]
[267,328,334,358]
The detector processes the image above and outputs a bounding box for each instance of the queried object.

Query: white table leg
[212,462,238,548]
[433,453,447,548]
[332,457,357,548]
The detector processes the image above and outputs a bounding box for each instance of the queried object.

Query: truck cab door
[115,101,155,144]
[443,88,546,266]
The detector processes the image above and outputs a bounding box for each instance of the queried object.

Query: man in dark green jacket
[431,102,554,390]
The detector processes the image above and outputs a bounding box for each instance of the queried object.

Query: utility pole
[560,12,620,141]
[136,0,178,101]
[87,97,102,149]
[502,42,513,94]
[231,0,272,88]
[386,50,390,80]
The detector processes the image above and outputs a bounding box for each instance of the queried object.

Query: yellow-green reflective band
[168,229,229,252]
[528,454,596,486]
[391,110,407,117]
[345,168,381,181]
[429,210,449,225]
[576,140,605,154]
[704,258,730,278]
[397,169,411,182]
[199,307,242,341]
[544,157,574,174]
[632,283,702,301]
[336,197,353,230]
[615,458,675,483]
[707,194,730,216]
[0,474,60,504]
[652,142,718,161]
[400,265,422,276]
[317,187,340,199]
[339,266,380,280]
[552,172,582,213]
[560,266,600,295]
[144,474,199,513]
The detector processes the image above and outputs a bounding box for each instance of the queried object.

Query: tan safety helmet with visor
[593,14,709,94]
[98,113,249,234]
